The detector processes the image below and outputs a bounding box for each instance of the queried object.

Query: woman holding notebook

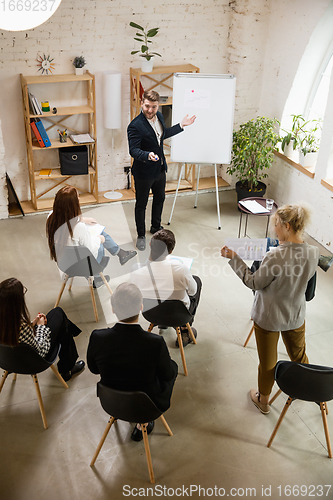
[46,186,136,288]
[221,203,319,415]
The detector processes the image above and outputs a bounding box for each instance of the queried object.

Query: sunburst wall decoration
[37,54,55,75]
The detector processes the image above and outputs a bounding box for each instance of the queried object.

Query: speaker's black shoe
[60,360,85,382]
[131,421,155,442]
[150,226,164,234]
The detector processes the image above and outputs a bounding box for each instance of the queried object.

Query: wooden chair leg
[55,274,69,307]
[147,323,155,333]
[13,373,17,381]
[187,323,197,344]
[99,272,113,295]
[243,324,254,347]
[50,364,69,389]
[90,417,115,467]
[159,414,173,436]
[88,277,99,322]
[32,374,48,430]
[142,423,155,484]
[269,389,282,406]
[176,327,188,376]
[0,370,9,393]
[320,402,332,458]
[68,277,74,291]
[267,396,293,448]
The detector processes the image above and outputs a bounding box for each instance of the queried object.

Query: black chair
[142,298,197,376]
[0,343,68,429]
[267,361,333,457]
[55,246,112,322]
[90,383,173,483]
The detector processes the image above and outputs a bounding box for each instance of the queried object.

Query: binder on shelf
[34,118,51,147]
[30,120,45,147]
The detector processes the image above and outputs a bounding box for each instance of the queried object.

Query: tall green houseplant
[227,116,280,192]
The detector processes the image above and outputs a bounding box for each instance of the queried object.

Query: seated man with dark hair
[131,229,202,347]
[87,282,178,441]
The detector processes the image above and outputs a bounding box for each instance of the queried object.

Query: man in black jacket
[87,282,178,441]
[127,90,196,251]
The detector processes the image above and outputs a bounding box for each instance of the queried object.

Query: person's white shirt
[131,257,197,309]
[67,221,101,259]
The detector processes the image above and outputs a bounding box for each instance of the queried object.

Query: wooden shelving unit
[20,72,98,210]
[130,64,200,192]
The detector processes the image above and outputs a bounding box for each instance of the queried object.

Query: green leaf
[147,28,159,37]
[151,52,162,57]
[141,45,149,53]
[134,37,144,42]
[131,50,139,55]
[130,22,144,30]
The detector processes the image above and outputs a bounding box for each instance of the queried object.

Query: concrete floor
[0,190,333,500]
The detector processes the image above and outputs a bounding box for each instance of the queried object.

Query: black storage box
[59,145,88,175]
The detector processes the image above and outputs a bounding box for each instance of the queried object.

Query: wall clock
[37,54,55,75]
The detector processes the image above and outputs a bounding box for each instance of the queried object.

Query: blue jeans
[96,231,119,263]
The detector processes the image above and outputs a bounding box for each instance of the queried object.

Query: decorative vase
[283,141,299,163]
[75,67,84,75]
[299,151,318,168]
[141,57,154,73]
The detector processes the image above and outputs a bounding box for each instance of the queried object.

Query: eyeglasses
[23,286,27,295]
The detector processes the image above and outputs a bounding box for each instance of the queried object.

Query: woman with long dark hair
[46,186,136,287]
[0,278,84,382]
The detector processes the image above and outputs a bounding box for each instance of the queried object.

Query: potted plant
[299,119,322,168]
[129,22,161,72]
[227,116,280,202]
[280,114,312,162]
[73,56,86,75]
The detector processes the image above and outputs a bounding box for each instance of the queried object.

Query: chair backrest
[97,383,163,423]
[142,298,193,328]
[57,246,103,278]
[275,360,333,403]
[0,343,58,375]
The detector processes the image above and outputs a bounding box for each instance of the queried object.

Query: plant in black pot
[227,116,280,203]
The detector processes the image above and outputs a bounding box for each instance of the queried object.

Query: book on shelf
[69,133,94,144]
[39,169,52,176]
[30,120,45,147]
[34,118,51,147]
[28,91,43,115]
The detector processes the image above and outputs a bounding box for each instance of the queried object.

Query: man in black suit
[127,90,196,251]
[87,282,178,441]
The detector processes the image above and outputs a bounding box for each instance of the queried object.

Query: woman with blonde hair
[0,278,84,382]
[46,186,136,287]
[221,203,319,414]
